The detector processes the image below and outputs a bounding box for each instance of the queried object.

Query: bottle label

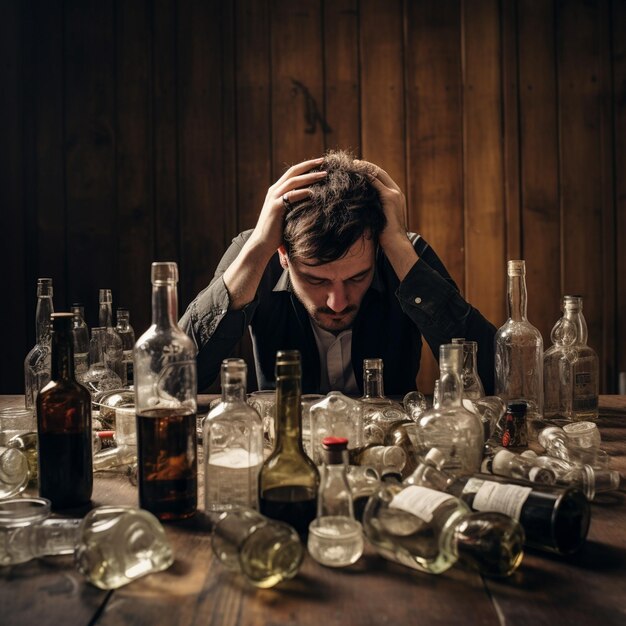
[463,479,531,521]
[390,486,455,523]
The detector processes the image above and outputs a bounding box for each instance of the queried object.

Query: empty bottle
[24,278,54,409]
[452,339,485,400]
[70,304,90,379]
[99,289,126,385]
[115,308,136,386]
[0,446,30,499]
[495,260,543,438]
[80,328,123,394]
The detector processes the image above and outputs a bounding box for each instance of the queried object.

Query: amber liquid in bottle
[37,313,93,509]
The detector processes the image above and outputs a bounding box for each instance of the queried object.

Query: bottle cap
[322,437,348,465]
[151,262,179,285]
[51,312,75,332]
[424,448,447,470]
[491,449,516,474]
[439,344,462,371]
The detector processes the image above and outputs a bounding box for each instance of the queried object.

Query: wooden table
[1,395,625,626]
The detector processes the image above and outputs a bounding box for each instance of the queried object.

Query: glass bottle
[407,454,590,555]
[204,358,264,512]
[484,447,557,485]
[307,437,363,567]
[259,350,320,540]
[0,446,30,498]
[349,444,407,476]
[538,425,604,468]
[346,466,381,522]
[24,278,54,409]
[37,312,93,509]
[495,260,544,438]
[115,308,136,386]
[134,262,198,521]
[80,328,123,395]
[70,304,90,379]
[99,289,126,385]
[414,344,483,477]
[362,476,524,577]
[452,339,485,400]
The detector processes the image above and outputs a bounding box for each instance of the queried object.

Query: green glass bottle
[259,350,319,540]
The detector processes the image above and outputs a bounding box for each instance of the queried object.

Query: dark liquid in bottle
[260,485,317,540]
[38,431,93,509]
[137,408,197,520]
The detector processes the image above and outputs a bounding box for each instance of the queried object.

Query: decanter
[24,278,54,409]
[495,260,544,438]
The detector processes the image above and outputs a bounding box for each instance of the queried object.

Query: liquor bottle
[24,278,54,409]
[538,425,605,468]
[307,437,363,567]
[495,260,544,438]
[204,358,263,512]
[483,447,557,485]
[414,344,483,477]
[349,444,407,476]
[80,328,123,395]
[407,452,590,555]
[402,390,429,421]
[362,475,524,577]
[451,339,485,400]
[259,350,320,540]
[71,304,90,379]
[491,402,528,449]
[115,308,136,386]
[98,289,126,385]
[37,312,93,509]
[134,262,198,521]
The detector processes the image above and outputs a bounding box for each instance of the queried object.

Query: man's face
[279,236,376,333]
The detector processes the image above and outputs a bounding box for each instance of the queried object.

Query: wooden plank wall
[1,0,623,395]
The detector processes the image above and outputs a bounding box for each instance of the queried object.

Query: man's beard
[309,304,358,333]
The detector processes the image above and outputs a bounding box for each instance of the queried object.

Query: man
[180,150,496,395]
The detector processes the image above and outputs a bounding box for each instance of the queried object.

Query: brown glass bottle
[259,351,319,540]
[37,312,93,509]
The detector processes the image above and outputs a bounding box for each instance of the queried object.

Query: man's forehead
[292,237,375,277]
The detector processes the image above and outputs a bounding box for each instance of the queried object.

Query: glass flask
[115,308,136,386]
[37,313,93,509]
[414,344,483,477]
[307,437,363,567]
[0,446,30,499]
[24,278,54,409]
[452,339,485,400]
[362,476,524,577]
[99,289,126,385]
[80,328,124,395]
[403,391,429,421]
[346,465,381,522]
[495,260,544,437]
[309,392,363,465]
[211,507,303,588]
[134,262,198,521]
[71,304,90,379]
[204,358,263,512]
[259,350,320,540]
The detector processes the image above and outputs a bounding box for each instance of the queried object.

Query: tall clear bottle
[80,328,123,395]
[24,278,54,409]
[259,350,320,540]
[99,289,126,385]
[134,262,198,521]
[495,260,544,437]
[415,344,484,476]
[71,304,90,379]
[115,308,136,386]
[451,339,485,400]
[204,358,263,512]
[37,313,93,509]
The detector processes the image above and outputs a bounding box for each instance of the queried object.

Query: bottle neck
[51,329,76,381]
[35,296,54,344]
[152,283,178,328]
[438,367,463,408]
[363,369,385,399]
[221,373,247,402]
[563,307,588,344]
[89,331,106,366]
[275,366,302,451]
[99,303,113,328]
[507,273,527,322]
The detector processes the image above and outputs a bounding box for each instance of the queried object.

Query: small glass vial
[307,437,363,568]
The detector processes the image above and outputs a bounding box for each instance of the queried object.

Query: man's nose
[326,284,348,312]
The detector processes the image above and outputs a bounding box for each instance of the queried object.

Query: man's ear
[278,245,289,270]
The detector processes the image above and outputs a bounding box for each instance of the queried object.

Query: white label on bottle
[462,477,484,494]
[389,486,455,523]
[471,481,532,521]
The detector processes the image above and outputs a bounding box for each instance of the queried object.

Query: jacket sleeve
[394,235,497,395]
[179,230,259,391]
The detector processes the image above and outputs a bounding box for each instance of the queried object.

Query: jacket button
[414,297,422,304]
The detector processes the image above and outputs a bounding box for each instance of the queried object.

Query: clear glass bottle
[495,260,544,437]
[407,455,590,555]
[349,444,407,476]
[134,262,198,521]
[538,425,604,468]
[309,392,363,465]
[115,308,136,386]
[259,350,320,540]
[99,289,126,385]
[346,466,381,522]
[80,328,123,395]
[0,446,30,498]
[37,313,93,509]
[211,507,304,588]
[362,476,524,577]
[452,339,485,400]
[24,278,54,409]
[414,344,483,476]
[484,448,557,485]
[70,303,90,379]
[307,437,363,567]
[403,390,429,421]
[204,358,264,512]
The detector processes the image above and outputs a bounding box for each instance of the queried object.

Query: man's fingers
[280,187,312,208]
[276,170,327,197]
[275,157,324,185]
[357,159,401,192]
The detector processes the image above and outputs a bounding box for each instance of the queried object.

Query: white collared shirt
[309,320,359,395]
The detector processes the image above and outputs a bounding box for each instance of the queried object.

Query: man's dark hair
[283,150,386,264]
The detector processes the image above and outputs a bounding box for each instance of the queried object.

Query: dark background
[1,0,624,394]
